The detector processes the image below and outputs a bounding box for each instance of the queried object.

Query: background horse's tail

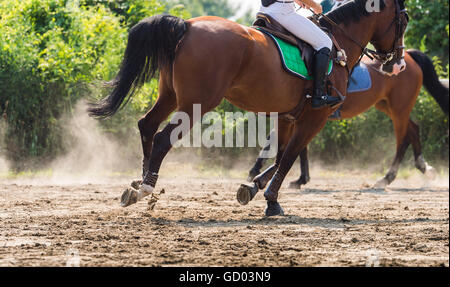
[88,15,187,118]
[408,49,449,116]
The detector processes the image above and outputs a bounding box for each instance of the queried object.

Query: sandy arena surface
[0,169,448,267]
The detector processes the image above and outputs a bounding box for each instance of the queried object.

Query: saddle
[253,13,317,72]
[253,13,346,121]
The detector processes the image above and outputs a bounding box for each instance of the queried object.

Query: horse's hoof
[265,201,285,217]
[288,181,302,189]
[131,180,142,190]
[237,184,258,205]
[373,178,388,190]
[425,165,437,180]
[120,188,138,207]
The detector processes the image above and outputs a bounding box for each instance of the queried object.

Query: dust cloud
[0,156,9,174]
[0,119,9,174]
[46,101,141,184]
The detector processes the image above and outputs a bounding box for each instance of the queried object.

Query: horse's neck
[334,17,377,70]
[332,0,351,10]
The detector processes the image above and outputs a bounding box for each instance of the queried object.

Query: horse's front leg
[237,149,283,206]
[263,141,302,216]
[237,120,294,206]
[264,110,329,216]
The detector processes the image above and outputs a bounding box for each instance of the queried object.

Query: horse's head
[371,0,409,76]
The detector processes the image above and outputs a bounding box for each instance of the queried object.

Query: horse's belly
[225,80,303,114]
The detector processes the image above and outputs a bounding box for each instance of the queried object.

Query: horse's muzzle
[382,59,406,76]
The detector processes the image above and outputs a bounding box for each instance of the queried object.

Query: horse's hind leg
[122,76,177,207]
[374,104,410,189]
[139,96,222,196]
[408,119,436,177]
[247,129,276,182]
[138,76,176,180]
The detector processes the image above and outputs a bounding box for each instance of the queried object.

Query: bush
[406,0,449,63]
[0,0,126,168]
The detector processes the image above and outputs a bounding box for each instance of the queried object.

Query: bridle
[315,0,409,66]
[369,0,409,65]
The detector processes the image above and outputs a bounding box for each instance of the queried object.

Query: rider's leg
[268,9,332,51]
[312,47,342,108]
[267,10,341,108]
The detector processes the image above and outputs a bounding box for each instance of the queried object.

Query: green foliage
[405,0,449,63]
[0,0,191,169]
[79,0,166,27]
[410,58,449,163]
[0,0,126,167]
[412,92,449,163]
[310,109,395,164]
[167,0,238,19]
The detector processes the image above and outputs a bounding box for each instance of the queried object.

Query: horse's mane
[320,0,387,27]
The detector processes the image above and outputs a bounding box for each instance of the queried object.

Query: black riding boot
[311,47,342,109]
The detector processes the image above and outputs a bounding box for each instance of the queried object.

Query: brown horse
[248,49,449,190]
[89,0,409,216]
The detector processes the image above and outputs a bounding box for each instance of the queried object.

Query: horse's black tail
[88,15,187,118]
[408,49,449,116]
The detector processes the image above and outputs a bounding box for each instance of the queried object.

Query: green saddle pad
[259,29,333,80]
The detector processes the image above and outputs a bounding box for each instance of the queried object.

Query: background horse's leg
[289,147,310,189]
[408,119,436,177]
[138,76,176,180]
[264,109,329,216]
[374,104,410,189]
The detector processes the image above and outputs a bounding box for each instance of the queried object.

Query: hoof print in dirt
[265,201,285,217]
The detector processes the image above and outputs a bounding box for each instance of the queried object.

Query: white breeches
[259,2,333,51]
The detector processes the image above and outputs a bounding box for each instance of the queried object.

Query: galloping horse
[89,0,409,216]
[248,49,449,190]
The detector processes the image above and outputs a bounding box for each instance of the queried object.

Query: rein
[310,0,408,66]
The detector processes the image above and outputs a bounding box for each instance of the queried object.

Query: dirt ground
[0,168,448,267]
